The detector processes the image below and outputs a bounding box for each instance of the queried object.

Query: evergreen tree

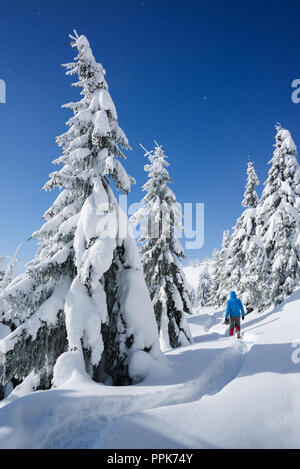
[242,161,260,209]
[187,283,197,309]
[212,230,231,305]
[219,224,245,304]
[239,162,267,312]
[215,162,267,311]
[131,142,192,351]
[0,245,20,293]
[256,125,300,305]
[0,254,6,401]
[0,245,20,323]
[243,234,267,312]
[0,247,20,399]
[0,31,162,392]
[0,255,4,286]
[196,264,211,307]
[208,248,221,306]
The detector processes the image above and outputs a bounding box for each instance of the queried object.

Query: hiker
[224,291,245,339]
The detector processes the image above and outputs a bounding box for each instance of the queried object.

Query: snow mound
[52,351,88,388]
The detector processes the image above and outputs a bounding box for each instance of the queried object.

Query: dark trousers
[229,316,240,336]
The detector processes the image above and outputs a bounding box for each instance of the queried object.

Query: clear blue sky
[1,0,300,268]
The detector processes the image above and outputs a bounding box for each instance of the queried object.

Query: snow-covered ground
[0,289,299,449]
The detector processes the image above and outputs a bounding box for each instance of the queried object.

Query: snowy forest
[189,130,300,314]
[0,18,299,450]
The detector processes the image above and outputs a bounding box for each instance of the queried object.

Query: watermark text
[291,340,300,364]
[0,79,6,103]
[291,79,300,104]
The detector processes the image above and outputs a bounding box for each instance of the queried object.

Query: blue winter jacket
[225,291,245,319]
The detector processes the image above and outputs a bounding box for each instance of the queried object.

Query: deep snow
[0,288,299,449]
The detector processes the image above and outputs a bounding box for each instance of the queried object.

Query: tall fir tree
[0,256,4,286]
[0,31,163,392]
[187,283,197,309]
[256,125,300,305]
[215,162,267,311]
[196,264,212,307]
[0,254,6,401]
[131,142,192,351]
[0,247,20,399]
[0,245,20,294]
[240,162,267,312]
[212,230,231,305]
[242,161,260,209]
[0,245,20,324]
[208,248,221,305]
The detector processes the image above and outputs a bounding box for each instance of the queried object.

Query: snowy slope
[0,289,299,448]
[104,292,300,449]
[183,261,211,290]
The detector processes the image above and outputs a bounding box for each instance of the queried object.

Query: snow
[105,156,132,193]
[1,283,300,448]
[64,276,106,366]
[98,89,117,119]
[158,286,171,352]
[117,266,163,365]
[92,109,111,138]
[0,277,71,353]
[183,260,211,290]
[129,350,161,385]
[53,351,88,388]
[61,177,164,380]
[0,324,10,341]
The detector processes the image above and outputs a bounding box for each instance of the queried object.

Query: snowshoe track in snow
[43,327,254,448]
[0,311,255,449]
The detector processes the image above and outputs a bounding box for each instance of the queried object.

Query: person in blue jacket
[224,291,245,339]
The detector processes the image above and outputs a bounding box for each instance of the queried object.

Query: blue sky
[1,0,300,268]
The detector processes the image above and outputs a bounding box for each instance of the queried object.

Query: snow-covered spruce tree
[196,264,211,307]
[131,143,192,351]
[0,31,163,391]
[256,125,300,305]
[0,256,4,287]
[0,245,20,294]
[0,255,6,399]
[0,247,20,399]
[240,162,267,312]
[187,283,197,308]
[210,230,231,306]
[215,162,267,311]
[242,161,260,209]
[0,245,21,326]
[208,248,220,306]
[217,227,244,307]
